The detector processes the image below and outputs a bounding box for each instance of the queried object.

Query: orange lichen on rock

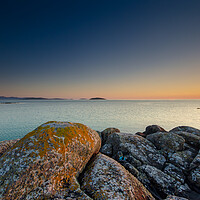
[0,121,101,199]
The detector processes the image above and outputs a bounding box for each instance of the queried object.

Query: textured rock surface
[80,153,155,200]
[144,125,166,137]
[139,165,190,198]
[171,131,200,149]
[101,127,120,146]
[165,195,189,200]
[0,139,19,157]
[168,149,197,171]
[170,126,200,137]
[105,132,166,169]
[0,121,101,199]
[146,132,185,153]
[163,163,185,184]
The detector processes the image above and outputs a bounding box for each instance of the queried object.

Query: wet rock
[101,127,120,146]
[0,139,19,157]
[106,133,166,169]
[0,121,101,199]
[170,126,200,137]
[163,163,185,184]
[140,165,190,198]
[80,153,155,200]
[143,125,166,137]
[146,132,185,153]
[171,131,200,150]
[168,149,197,171]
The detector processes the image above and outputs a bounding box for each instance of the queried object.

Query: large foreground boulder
[0,139,19,157]
[0,121,101,199]
[80,153,155,200]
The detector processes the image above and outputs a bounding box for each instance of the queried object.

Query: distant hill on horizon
[89,97,106,100]
[0,96,65,100]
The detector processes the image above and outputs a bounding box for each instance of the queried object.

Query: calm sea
[0,100,199,141]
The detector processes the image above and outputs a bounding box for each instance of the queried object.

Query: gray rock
[170,126,200,137]
[146,132,185,153]
[140,165,190,198]
[171,131,200,150]
[190,150,200,170]
[168,149,197,171]
[106,133,166,169]
[165,195,188,200]
[101,127,120,146]
[80,153,155,200]
[144,125,166,136]
[100,143,113,156]
[164,163,185,184]
[188,165,200,189]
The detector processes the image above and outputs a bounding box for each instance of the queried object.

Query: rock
[120,161,139,177]
[146,132,185,154]
[165,195,189,200]
[96,131,102,141]
[188,165,200,190]
[101,127,120,146]
[171,131,200,150]
[0,139,19,157]
[140,165,190,198]
[190,150,200,169]
[106,133,166,169]
[136,132,147,137]
[0,121,101,199]
[163,163,185,184]
[80,153,155,200]
[168,149,197,171]
[170,126,200,137]
[100,143,113,156]
[144,125,166,137]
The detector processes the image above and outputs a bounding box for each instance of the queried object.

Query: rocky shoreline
[0,122,199,200]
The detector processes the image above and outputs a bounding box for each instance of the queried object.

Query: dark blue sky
[1,0,200,99]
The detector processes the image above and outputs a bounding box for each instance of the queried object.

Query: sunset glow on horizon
[1,0,200,99]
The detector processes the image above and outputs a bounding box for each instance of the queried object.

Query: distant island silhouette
[89,97,106,100]
[0,96,64,100]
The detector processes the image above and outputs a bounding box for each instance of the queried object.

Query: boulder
[100,143,113,156]
[163,163,185,184]
[146,132,185,153]
[170,126,200,137]
[143,125,166,137]
[101,127,120,146]
[190,150,200,170]
[0,121,101,199]
[168,149,197,171]
[80,153,155,200]
[139,165,190,198]
[106,133,166,170]
[0,139,19,157]
[171,131,200,150]
[188,166,200,190]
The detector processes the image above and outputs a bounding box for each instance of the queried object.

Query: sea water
[0,99,199,141]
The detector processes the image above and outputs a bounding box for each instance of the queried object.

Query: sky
[0,0,200,99]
